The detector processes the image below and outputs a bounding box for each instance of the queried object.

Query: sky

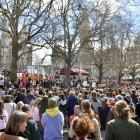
[34,0,140,65]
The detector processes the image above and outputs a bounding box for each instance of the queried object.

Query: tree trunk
[98,65,103,84]
[0,45,2,70]
[132,73,135,84]
[64,62,72,86]
[117,71,123,85]
[10,44,19,82]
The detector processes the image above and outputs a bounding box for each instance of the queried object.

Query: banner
[27,66,37,74]
[22,72,26,84]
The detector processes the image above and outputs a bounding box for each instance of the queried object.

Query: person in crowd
[53,91,60,102]
[105,100,140,140]
[0,100,8,132]
[135,96,140,124]
[107,95,126,123]
[111,89,117,98]
[58,93,67,125]
[74,98,83,117]
[16,101,24,110]
[69,99,102,140]
[18,81,24,91]
[69,97,83,126]
[14,88,27,104]
[81,100,102,140]
[26,89,36,105]
[13,88,18,98]
[90,90,102,114]
[32,97,42,122]
[98,97,110,130]
[4,95,16,118]
[5,110,28,138]
[106,98,116,122]
[0,77,4,89]
[39,96,49,119]
[72,115,94,140]
[83,90,89,100]
[0,87,6,96]
[21,104,41,140]
[32,98,42,139]
[39,96,48,140]
[66,90,78,126]
[41,97,64,140]
[131,89,138,105]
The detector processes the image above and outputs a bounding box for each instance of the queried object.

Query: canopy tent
[56,68,89,75]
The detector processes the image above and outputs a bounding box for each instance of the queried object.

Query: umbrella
[56,68,89,75]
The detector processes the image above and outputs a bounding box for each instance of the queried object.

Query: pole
[63,13,67,85]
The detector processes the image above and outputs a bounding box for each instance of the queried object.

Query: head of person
[73,115,94,139]
[48,91,53,98]
[115,100,130,119]
[32,97,42,107]
[91,90,97,98]
[6,111,28,134]
[98,89,103,94]
[59,93,66,100]
[16,101,24,110]
[115,95,124,102]
[48,98,57,109]
[21,88,26,94]
[4,95,13,103]
[69,90,75,96]
[21,104,32,118]
[107,98,115,108]
[112,90,117,97]
[81,100,95,119]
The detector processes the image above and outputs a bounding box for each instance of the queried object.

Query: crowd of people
[0,77,140,140]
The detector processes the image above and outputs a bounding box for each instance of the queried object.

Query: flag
[22,71,26,84]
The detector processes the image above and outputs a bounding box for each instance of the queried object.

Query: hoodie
[46,107,59,117]
[42,108,64,140]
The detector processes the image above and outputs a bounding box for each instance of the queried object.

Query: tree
[107,16,133,85]
[126,34,140,84]
[87,0,122,84]
[0,0,54,81]
[42,0,88,85]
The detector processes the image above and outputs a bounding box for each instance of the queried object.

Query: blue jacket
[66,95,78,116]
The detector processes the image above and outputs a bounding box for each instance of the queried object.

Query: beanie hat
[115,95,124,101]
[48,98,57,108]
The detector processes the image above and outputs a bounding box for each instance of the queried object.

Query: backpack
[59,103,66,112]
[59,100,67,116]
